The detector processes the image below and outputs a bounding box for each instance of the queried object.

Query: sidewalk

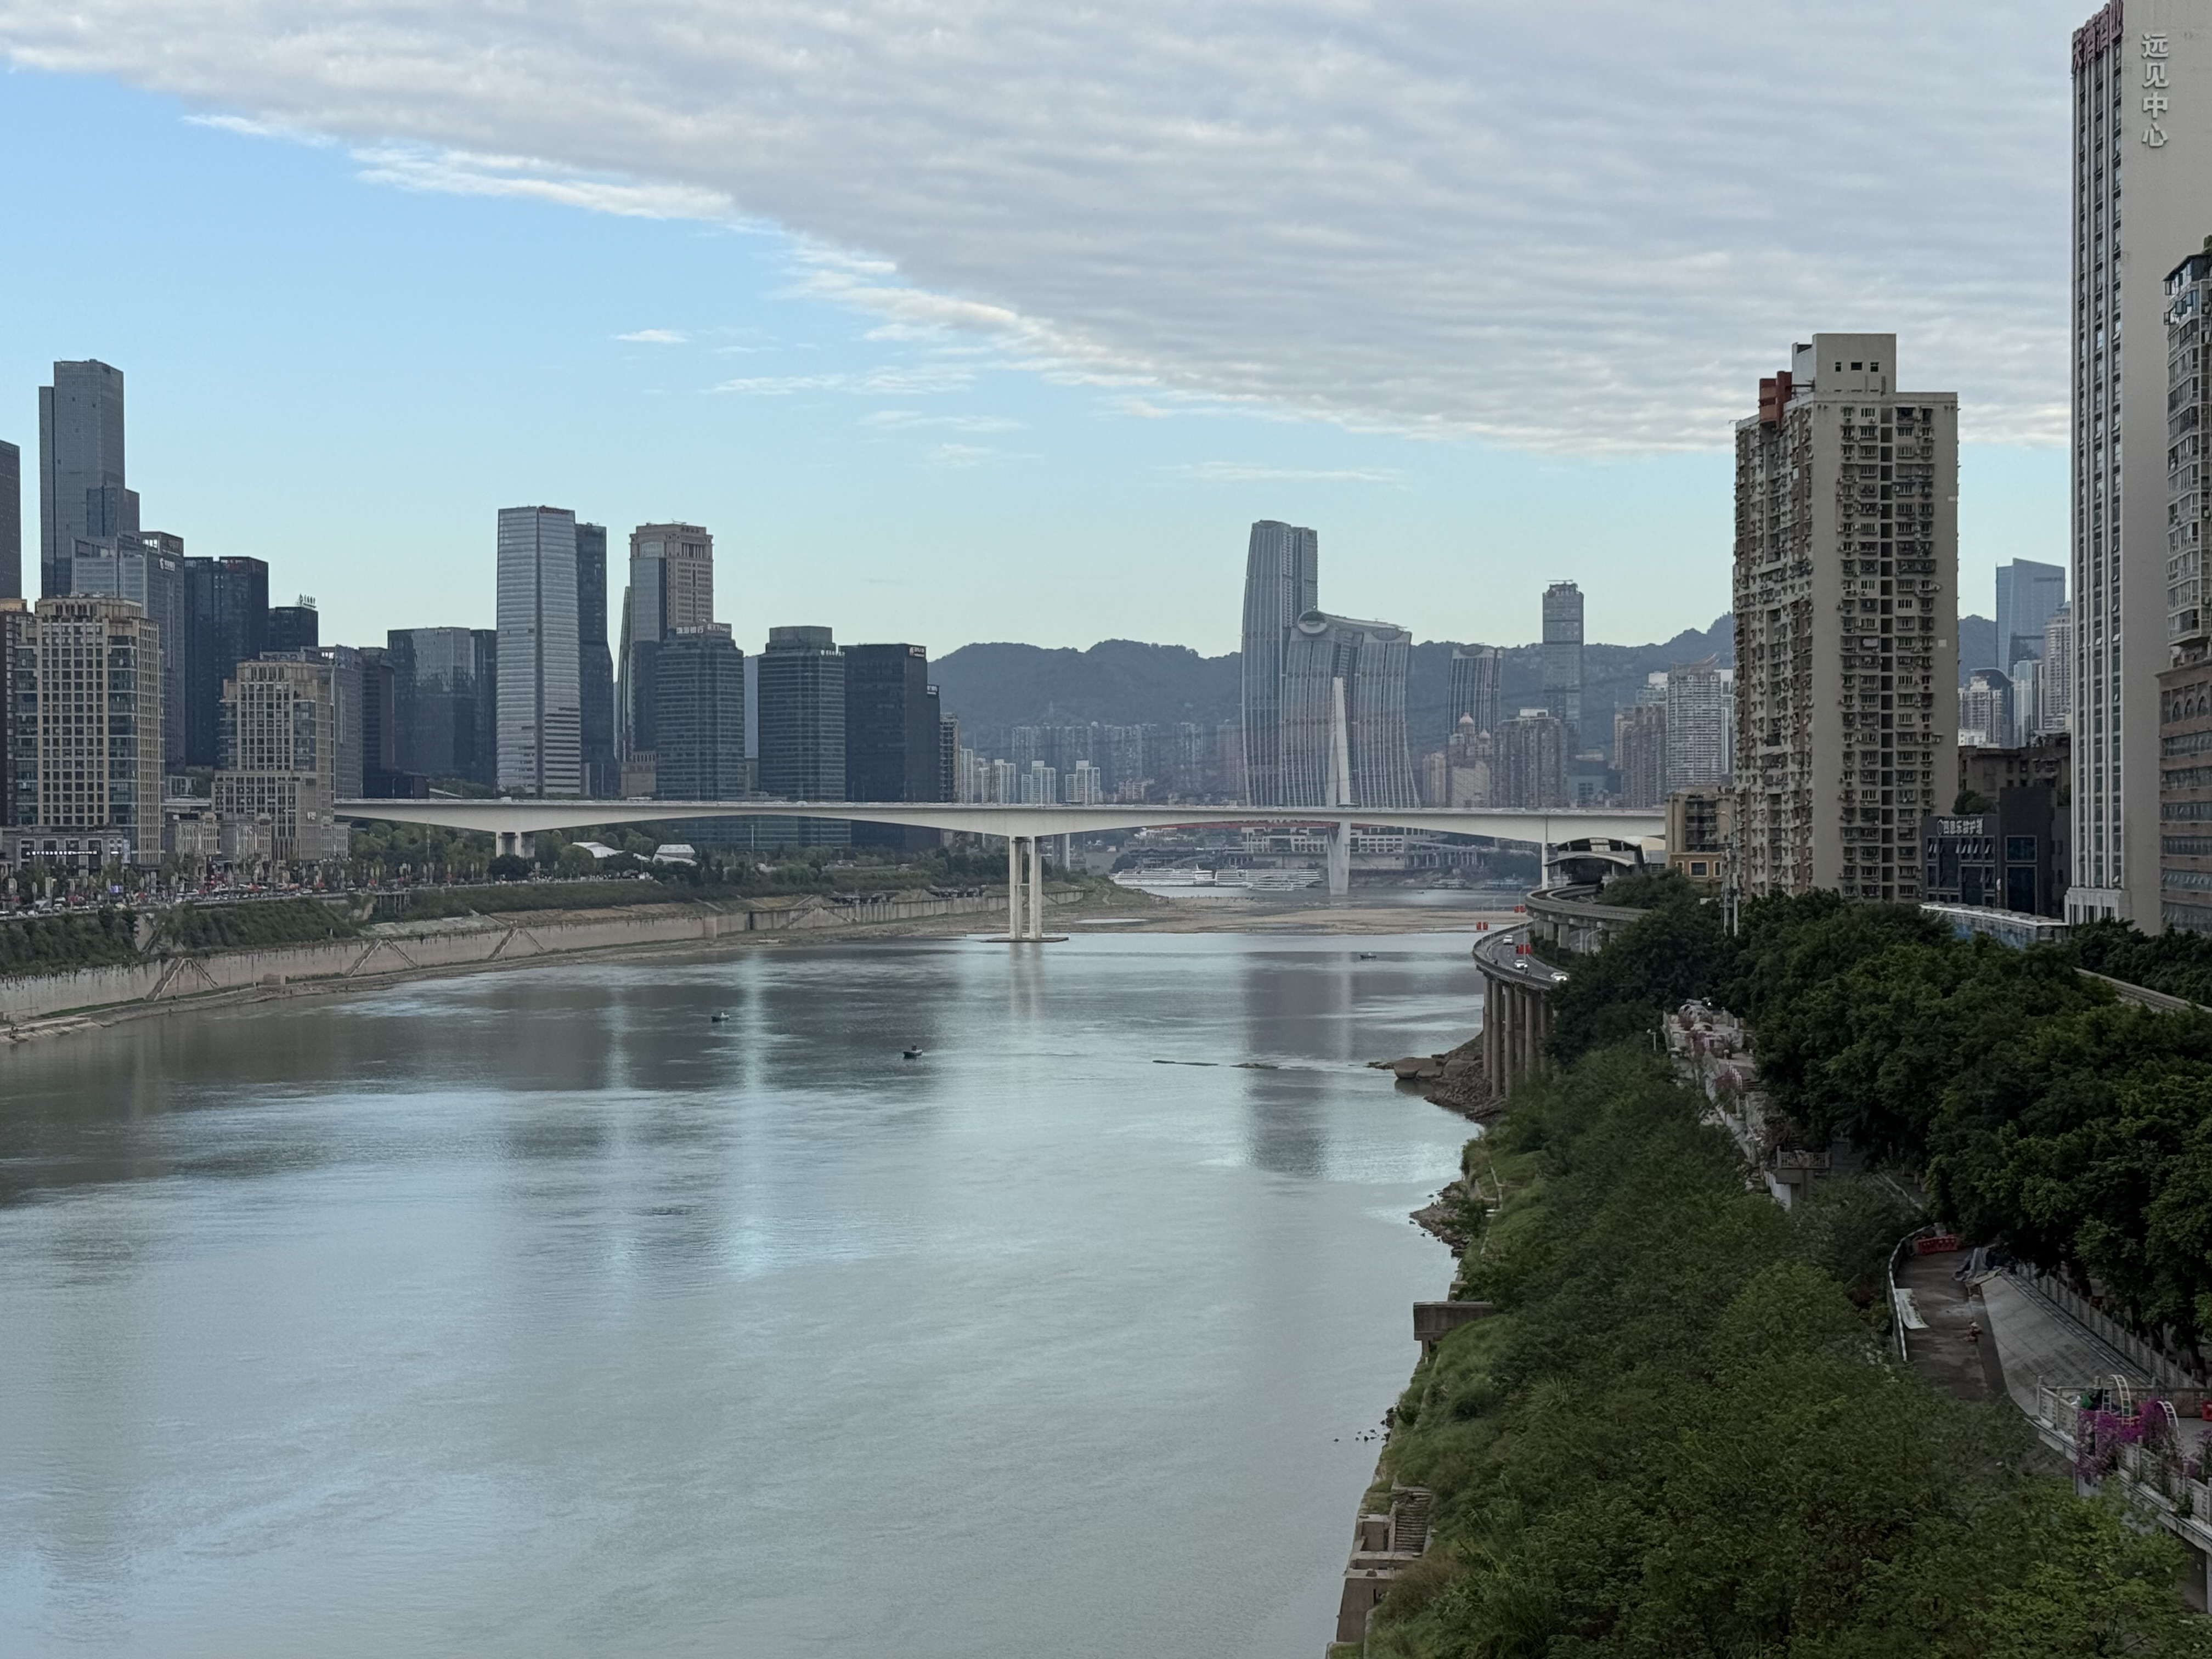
[1895,1250,2006,1403]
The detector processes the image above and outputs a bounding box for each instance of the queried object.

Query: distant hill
[937,614,1741,754]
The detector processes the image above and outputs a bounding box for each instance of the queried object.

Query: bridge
[334,799,1666,943]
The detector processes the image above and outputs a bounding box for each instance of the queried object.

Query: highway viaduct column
[1006,836,1028,938]
[1025,834,1046,943]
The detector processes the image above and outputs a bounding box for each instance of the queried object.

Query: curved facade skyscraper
[1278,611,1418,810]
[1238,520,1318,805]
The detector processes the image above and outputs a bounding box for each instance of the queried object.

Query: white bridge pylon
[333,799,1667,942]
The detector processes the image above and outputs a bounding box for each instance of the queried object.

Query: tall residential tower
[1541,583,1585,749]
[2069,2,2212,923]
[1732,334,1959,900]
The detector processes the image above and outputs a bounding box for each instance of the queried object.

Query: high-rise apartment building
[0,439,19,600]
[2159,244,2212,930]
[2042,603,2076,732]
[495,506,583,797]
[1278,611,1418,810]
[69,534,189,773]
[1541,583,1585,749]
[1959,670,2014,751]
[2069,1,2212,922]
[184,556,269,766]
[575,523,617,797]
[618,522,714,788]
[653,624,747,805]
[1663,657,1735,791]
[1733,335,1959,900]
[213,657,347,864]
[756,625,848,846]
[37,361,136,599]
[1449,646,1502,738]
[1615,704,1666,809]
[1238,520,1319,805]
[1493,709,1568,809]
[1,599,32,828]
[1995,558,2068,673]
[845,642,941,849]
[0,596,163,868]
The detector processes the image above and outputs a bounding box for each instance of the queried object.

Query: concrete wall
[1,892,1012,1026]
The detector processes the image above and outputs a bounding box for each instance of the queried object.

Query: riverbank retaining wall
[1,891,1017,1027]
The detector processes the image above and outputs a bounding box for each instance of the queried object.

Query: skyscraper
[1278,611,1418,810]
[1448,646,1502,738]
[184,556,269,767]
[1663,657,1735,791]
[575,523,617,797]
[2069,1,2209,923]
[1994,558,2068,672]
[0,439,19,600]
[1238,520,1318,805]
[845,642,941,849]
[1,599,33,828]
[653,624,747,807]
[38,361,136,599]
[618,522,714,789]
[1541,583,1585,749]
[495,506,583,797]
[388,626,495,786]
[1733,334,1959,900]
[756,625,847,846]
[267,600,320,652]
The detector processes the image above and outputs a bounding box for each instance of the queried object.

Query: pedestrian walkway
[1895,1250,2005,1403]
[1978,1271,2159,1423]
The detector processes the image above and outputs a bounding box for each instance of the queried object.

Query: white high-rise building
[2068,1,2212,923]
[1732,334,1959,900]
[495,506,583,798]
[1663,657,1735,790]
[2043,602,2076,731]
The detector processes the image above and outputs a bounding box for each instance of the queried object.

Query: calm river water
[0,930,1477,1657]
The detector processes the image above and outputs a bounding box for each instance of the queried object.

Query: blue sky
[0,49,2067,657]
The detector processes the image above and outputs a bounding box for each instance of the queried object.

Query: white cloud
[862,410,1025,432]
[616,328,689,343]
[1172,462,1407,484]
[712,363,977,396]
[924,443,1001,469]
[0,1,2084,452]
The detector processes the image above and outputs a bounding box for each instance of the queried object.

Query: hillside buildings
[1732,334,1960,900]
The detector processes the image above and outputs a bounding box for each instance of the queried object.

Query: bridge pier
[494,831,534,860]
[993,834,1064,944]
[1324,825,1351,898]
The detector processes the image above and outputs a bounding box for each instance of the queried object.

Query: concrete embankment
[0,889,1024,1038]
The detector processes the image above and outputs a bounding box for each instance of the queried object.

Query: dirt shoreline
[2,888,1513,1047]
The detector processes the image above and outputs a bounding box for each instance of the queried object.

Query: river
[0,929,1477,1657]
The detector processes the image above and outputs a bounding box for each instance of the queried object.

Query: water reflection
[0,933,1477,1659]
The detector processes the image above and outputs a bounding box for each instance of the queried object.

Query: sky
[0,2,2078,656]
